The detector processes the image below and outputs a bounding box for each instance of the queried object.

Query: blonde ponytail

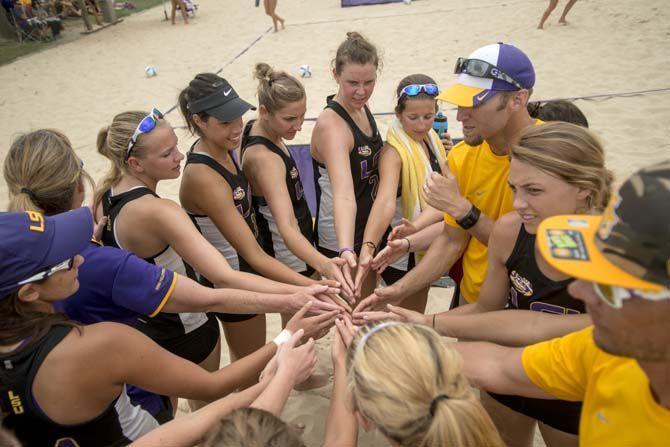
[347,322,504,447]
[4,129,89,215]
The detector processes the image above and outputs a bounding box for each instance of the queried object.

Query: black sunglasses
[454,58,524,90]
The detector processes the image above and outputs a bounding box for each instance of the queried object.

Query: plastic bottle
[433,111,448,137]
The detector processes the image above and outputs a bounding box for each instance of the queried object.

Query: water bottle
[433,111,448,137]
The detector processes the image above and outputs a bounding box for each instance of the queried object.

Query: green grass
[0,0,166,66]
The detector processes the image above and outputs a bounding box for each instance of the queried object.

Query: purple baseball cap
[438,43,535,107]
[0,208,93,296]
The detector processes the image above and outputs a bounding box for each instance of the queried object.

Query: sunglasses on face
[399,83,439,99]
[18,257,75,286]
[454,58,524,90]
[592,283,670,308]
[125,108,163,162]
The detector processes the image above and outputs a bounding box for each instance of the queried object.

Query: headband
[353,321,402,359]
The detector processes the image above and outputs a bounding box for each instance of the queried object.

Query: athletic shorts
[488,392,581,435]
[137,313,220,365]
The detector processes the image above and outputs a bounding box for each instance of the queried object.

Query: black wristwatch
[456,204,481,230]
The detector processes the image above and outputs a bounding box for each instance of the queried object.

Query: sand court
[1,0,669,445]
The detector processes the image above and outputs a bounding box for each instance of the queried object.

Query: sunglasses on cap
[125,108,163,162]
[17,257,75,286]
[454,58,524,90]
[399,84,439,100]
[592,283,670,309]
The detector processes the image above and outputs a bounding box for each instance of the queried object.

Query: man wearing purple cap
[357,43,538,309]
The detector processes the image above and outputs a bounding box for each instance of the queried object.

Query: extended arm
[452,341,553,399]
[129,382,267,447]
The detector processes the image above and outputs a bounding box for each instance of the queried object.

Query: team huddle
[1,32,669,447]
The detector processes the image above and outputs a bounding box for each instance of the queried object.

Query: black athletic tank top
[184,143,259,276]
[505,225,585,314]
[101,187,208,336]
[314,95,384,253]
[241,120,315,274]
[0,325,159,446]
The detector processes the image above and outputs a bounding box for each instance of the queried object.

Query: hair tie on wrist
[363,241,377,253]
[403,237,411,253]
[429,394,450,417]
[20,187,38,202]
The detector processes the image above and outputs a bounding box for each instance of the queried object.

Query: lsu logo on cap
[597,193,622,240]
[27,211,45,233]
[232,186,246,201]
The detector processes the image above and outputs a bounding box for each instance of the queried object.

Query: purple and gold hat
[438,43,535,107]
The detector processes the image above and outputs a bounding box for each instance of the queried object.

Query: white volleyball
[298,65,311,78]
[145,66,157,77]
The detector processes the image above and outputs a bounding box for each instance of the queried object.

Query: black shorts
[214,311,257,323]
[136,313,220,365]
[488,392,581,435]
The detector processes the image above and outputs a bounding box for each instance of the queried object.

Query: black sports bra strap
[186,151,244,178]
[243,134,287,160]
[505,224,531,269]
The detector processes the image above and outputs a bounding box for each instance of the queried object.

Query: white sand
[1,0,669,445]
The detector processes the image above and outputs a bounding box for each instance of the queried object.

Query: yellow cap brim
[437,84,484,107]
[537,215,663,291]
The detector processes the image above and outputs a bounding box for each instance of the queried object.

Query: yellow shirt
[522,327,670,447]
[444,120,542,302]
[444,140,514,302]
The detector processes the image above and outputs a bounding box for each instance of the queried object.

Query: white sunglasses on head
[18,258,74,286]
[592,283,670,308]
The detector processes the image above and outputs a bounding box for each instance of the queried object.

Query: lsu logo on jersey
[289,166,299,179]
[509,270,533,297]
[232,186,246,201]
[26,211,45,233]
[357,145,371,157]
[7,390,23,415]
[55,438,81,447]
[597,192,622,240]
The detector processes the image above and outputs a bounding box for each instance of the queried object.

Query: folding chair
[6,8,46,43]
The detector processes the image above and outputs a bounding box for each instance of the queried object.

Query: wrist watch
[456,204,481,230]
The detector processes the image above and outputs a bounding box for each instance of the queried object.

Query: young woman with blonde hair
[325,319,504,446]
[94,109,339,393]
[311,31,384,302]
[357,121,613,447]
[241,62,353,301]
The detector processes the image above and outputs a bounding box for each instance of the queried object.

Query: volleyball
[298,64,311,78]
[145,66,157,77]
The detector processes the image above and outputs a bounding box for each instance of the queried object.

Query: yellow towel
[386,119,447,221]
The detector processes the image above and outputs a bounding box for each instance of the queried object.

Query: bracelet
[338,247,354,256]
[363,241,377,253]
[403,237,411,253]
[432,314,436,329]
[272,329,292,347]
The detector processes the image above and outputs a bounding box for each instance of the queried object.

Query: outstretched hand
[331,316,358,368]
[388,218,417,241]
[370,239,409,274]
[286,301,340,341]
[321,257,355,300]
[276,330,317,387]
[353,304,428,326]
[352,286,403,314]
